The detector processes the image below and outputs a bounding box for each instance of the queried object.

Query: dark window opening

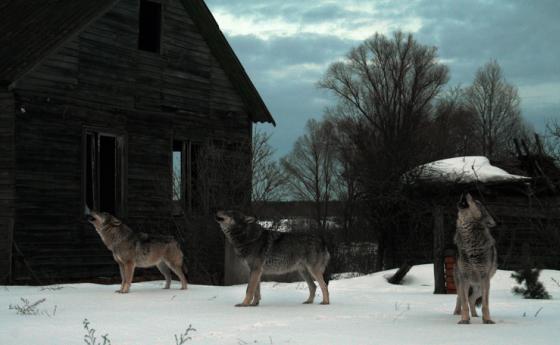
[172,141,183,201]
[85,131,124,216]
[138,0,162,53]
[190,142,202,213]
[99,136,117,214]
[172,140,202,214]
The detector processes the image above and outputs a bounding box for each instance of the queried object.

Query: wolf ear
[245,216,256,224]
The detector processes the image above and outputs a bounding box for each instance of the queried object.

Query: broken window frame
[82,127,127,218]
[172,138,202,215]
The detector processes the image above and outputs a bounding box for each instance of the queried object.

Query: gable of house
[0,0,274,125]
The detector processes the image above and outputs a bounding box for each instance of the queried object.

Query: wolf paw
[235,303,255,307]
[457,320,470,324]
[302,301,313,304]
[483,319,495,324]
[320,301,330,305]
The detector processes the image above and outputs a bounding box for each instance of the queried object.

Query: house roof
[0,0,275,125]
[180,0,275,125]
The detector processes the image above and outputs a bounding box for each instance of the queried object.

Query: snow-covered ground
[2,264,559,345]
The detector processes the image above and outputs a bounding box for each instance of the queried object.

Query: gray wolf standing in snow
[215,210,330,306]
[453,193,497,324]
[85,208,188,293]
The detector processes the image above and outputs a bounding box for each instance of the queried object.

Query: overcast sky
[205,0,560,158]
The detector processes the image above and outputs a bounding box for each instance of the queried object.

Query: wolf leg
[453,295,461,315]
[115,259,126,293]
[481,278,494,324]
[251,282,261,306]
[299,269,317,304]
[469,295,479,317]
[121,261,135,293]
[164,257,188,290]
[156,262,172,289]
[236,268,263,307]
[308,266,329,305]
[466,285,480,317]
[457,282,471,324]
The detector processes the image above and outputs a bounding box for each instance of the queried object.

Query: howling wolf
[215,210,330,306]
[86,209,188,293]
[453,193,497,324]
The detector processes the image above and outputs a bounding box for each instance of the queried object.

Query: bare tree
[252,129,286,203]
[323,114,361,236]
[281,119,337,230]
[464,59,528,159]
[430,85,478,158]
[318,31,449,270]
[318,31,449,181]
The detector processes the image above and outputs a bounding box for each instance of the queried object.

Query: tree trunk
[375,233,385,272]
[433,205,446,294]
[387,262,412,285]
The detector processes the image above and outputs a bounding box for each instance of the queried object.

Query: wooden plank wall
[9,0,252,283]
[0,91,15,283]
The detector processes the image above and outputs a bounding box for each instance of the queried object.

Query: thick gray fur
[453,193,497,324]
[216,210,330,306]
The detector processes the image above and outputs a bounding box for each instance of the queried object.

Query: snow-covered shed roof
[405,156,530,185]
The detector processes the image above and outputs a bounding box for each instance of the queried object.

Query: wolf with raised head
[86,209,188,293]
[215,210,330,307]
[453,193,497,324]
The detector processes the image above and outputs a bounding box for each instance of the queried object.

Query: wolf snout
[457,193,469,209]
[215,211,226,222]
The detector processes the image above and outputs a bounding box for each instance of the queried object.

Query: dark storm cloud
[205,0,560,157]
[228,34,356,72]
[224,34,348,155]
[411,0,560,85]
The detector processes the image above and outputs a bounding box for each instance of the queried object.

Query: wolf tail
[468,286,483,307]
[321,234,332,286]
[323,259,331,286]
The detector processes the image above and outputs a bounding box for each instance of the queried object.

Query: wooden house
[0,0,275,284]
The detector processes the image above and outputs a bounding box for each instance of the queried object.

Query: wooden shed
[0,0,274,284]
[401,152,560,294]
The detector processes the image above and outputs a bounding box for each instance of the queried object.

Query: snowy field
[1,264,559,345]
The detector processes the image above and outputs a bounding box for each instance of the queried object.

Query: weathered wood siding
[10,0,251,283]
[0,91,15,283]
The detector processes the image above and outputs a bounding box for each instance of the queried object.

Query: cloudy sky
[205,0,560,158]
